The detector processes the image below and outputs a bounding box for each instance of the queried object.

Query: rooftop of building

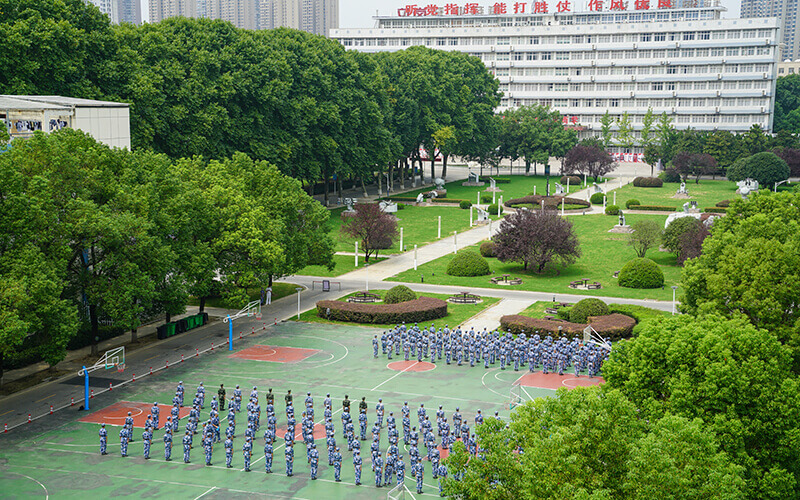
[0,95,129,109]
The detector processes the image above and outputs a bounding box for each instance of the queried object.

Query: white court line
[193,486,216,500]
[480,368,512,401]
[8,471,49,499]
[521,386,535,401]
[371,362,421,392]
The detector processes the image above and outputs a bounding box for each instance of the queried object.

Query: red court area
[515,372,605,390]
[387,360,436,372]
[79,401,191,428]
[276,423,327,441]
[229,345,320,363]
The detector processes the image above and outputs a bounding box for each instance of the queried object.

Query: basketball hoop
[255,312,262,320]
[116,363,125,373]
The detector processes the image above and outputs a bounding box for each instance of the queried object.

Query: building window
[683,32,695,41]
[698,31,710,40]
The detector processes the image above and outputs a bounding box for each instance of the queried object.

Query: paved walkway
[463,298,535,331]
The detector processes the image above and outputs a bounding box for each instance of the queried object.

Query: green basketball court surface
[0,321,600,499]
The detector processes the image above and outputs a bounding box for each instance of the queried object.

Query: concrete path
[461,298,535,331]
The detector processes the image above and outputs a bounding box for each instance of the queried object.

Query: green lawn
[296,253,387,277]
[388,213,684,300]
[293,291,501,329]
[400,174,595,204]
[610,180,738,211]
[186,282,300,309]
[329,204,498,255]
[517,301,669,324]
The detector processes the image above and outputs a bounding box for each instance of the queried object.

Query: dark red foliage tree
[677,222,711,265]
[563,144,616,181]
[773,148,800,177]
[493,209,581,273]
[672,152,719,183]
[340,203,399,262]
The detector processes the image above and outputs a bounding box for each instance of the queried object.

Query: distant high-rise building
[208,0,258,30]
[115,0,142,24]
[300,0,338,36]
[740,0,799,60]
[260,0,301,30]
[88,0,114,19]
[149,0,198,24]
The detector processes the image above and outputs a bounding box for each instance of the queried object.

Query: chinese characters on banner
[397,0,674,16]
[562,116,580,125]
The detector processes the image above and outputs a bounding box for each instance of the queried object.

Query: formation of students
[99,382,493,495]
[373,323,611,377]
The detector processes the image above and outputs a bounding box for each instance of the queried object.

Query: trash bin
[166,322,176,337]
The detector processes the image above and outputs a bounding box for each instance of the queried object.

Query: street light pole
[365,263,370,292]
[671,286,678,315]
[296,287,303,320]
[774,179,791,192]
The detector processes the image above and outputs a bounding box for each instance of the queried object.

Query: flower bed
[504,195,590,210]
[500,313,636,341]
[316,296,447,324]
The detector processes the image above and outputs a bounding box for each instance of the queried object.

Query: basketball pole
[228,315,233,351]
[83,366,90,410]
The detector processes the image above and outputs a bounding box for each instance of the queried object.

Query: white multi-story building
[741,0,798,61]
[332,1,781,142]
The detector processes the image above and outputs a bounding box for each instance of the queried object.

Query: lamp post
[774,179,791,192]
[414,244,418,271]
[296,287,303,320]
[400,227,403,252]
[453,231,458,254]
[365,263,370,292]
[671,285,678,315]
[438,216,442,239]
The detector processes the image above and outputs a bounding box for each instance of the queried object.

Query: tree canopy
[493,209,580,273]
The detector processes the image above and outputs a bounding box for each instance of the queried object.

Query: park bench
[587,282,602,290]
[490,274,523,285]
[544,307,559,315]
[347,292,381,303]
[569,281,583,288]
[449,292,481,304]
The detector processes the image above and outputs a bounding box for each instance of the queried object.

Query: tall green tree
[616,112,635,151]
[774,74,800,134]
[600,110,614,149]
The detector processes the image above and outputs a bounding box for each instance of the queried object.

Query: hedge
[316,297,447,324]
[505,195,590,210]
[629,205,676,211]
[479,176,511,183]
[703,207,727,213]
[499,313,636,341]
[431,198,470,204]
[632,177,664,187]
[625,199,641,209]
[715,199,730,208]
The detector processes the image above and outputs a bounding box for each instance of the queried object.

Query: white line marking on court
[480,368,513,401]
[8,471,49,499]
[193,486,216,500]
[521,386,535,401]
[371,362,420,392]
[296,335,349,369]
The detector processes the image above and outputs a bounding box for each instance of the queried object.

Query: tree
[640,108,657,175]
[628,219,662,258]
[703,130,746,172]
[773,148,800,177]
[563,143,616,181]
[662,216,702,262]
[672,152,718,183]
[681,191,800,345]
[741,124,768,155]
[726,152,790,188]
[604,315,800,499]
[656,112,677,163]
[493,209,580,273]
[340,203,398,262]
[677,221,710,265]
[774,74,800,134]
[616,112,635,151]
[600,110,614,149]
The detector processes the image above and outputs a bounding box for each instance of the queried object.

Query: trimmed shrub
[704,207,727,213]
[316,297,447,324]
[481,193,493,203]
[431,198,469,204]
[659,168,681,183]
[633,205,676,211]
[715,199,730,208]
[506,195,590,210]
[459,200,472,209]
[590,192,605,204]
[585,313,636,341]
[556,307,572,320]
[560,175,582,186]
[446,250,491,277]
[618,257,665,289]
[487,203,503,216]
[726,152,790,187]
[633,177,664,187]
[607,304,668,324]
[605,204,620,215]
[397,203,406,210]
[384,285,416,304]
[569,298,609,323]
[479,176,511,183]
[625,199,641,209]
[479,241,496,257]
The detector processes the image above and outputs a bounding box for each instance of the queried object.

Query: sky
[337,0,742,28]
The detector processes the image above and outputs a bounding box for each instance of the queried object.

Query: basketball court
[0,320,607,499]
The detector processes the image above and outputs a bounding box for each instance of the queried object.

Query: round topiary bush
[605,204,620,215]
[481,194,493,203]
[726,152,790,187]
[590,192,605,204]
[618,257,665,289]
[487,203,503,215]
[384,285,417,304]
[459,200,472,209]
[625,199,641,209]
[479,241,496,257]
[569,298,609,323]
[446,250,491,277]
[632,177,664,187]
[560,175,582,186]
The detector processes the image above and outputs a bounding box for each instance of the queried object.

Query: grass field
[610,180,738,210]
[187,283,300,310]
[400,174,596,204]
[388,213,683,301]
[294,291,501,330]
[297,254,387,277]
[328,205,497,255]
[0,321,581,499]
